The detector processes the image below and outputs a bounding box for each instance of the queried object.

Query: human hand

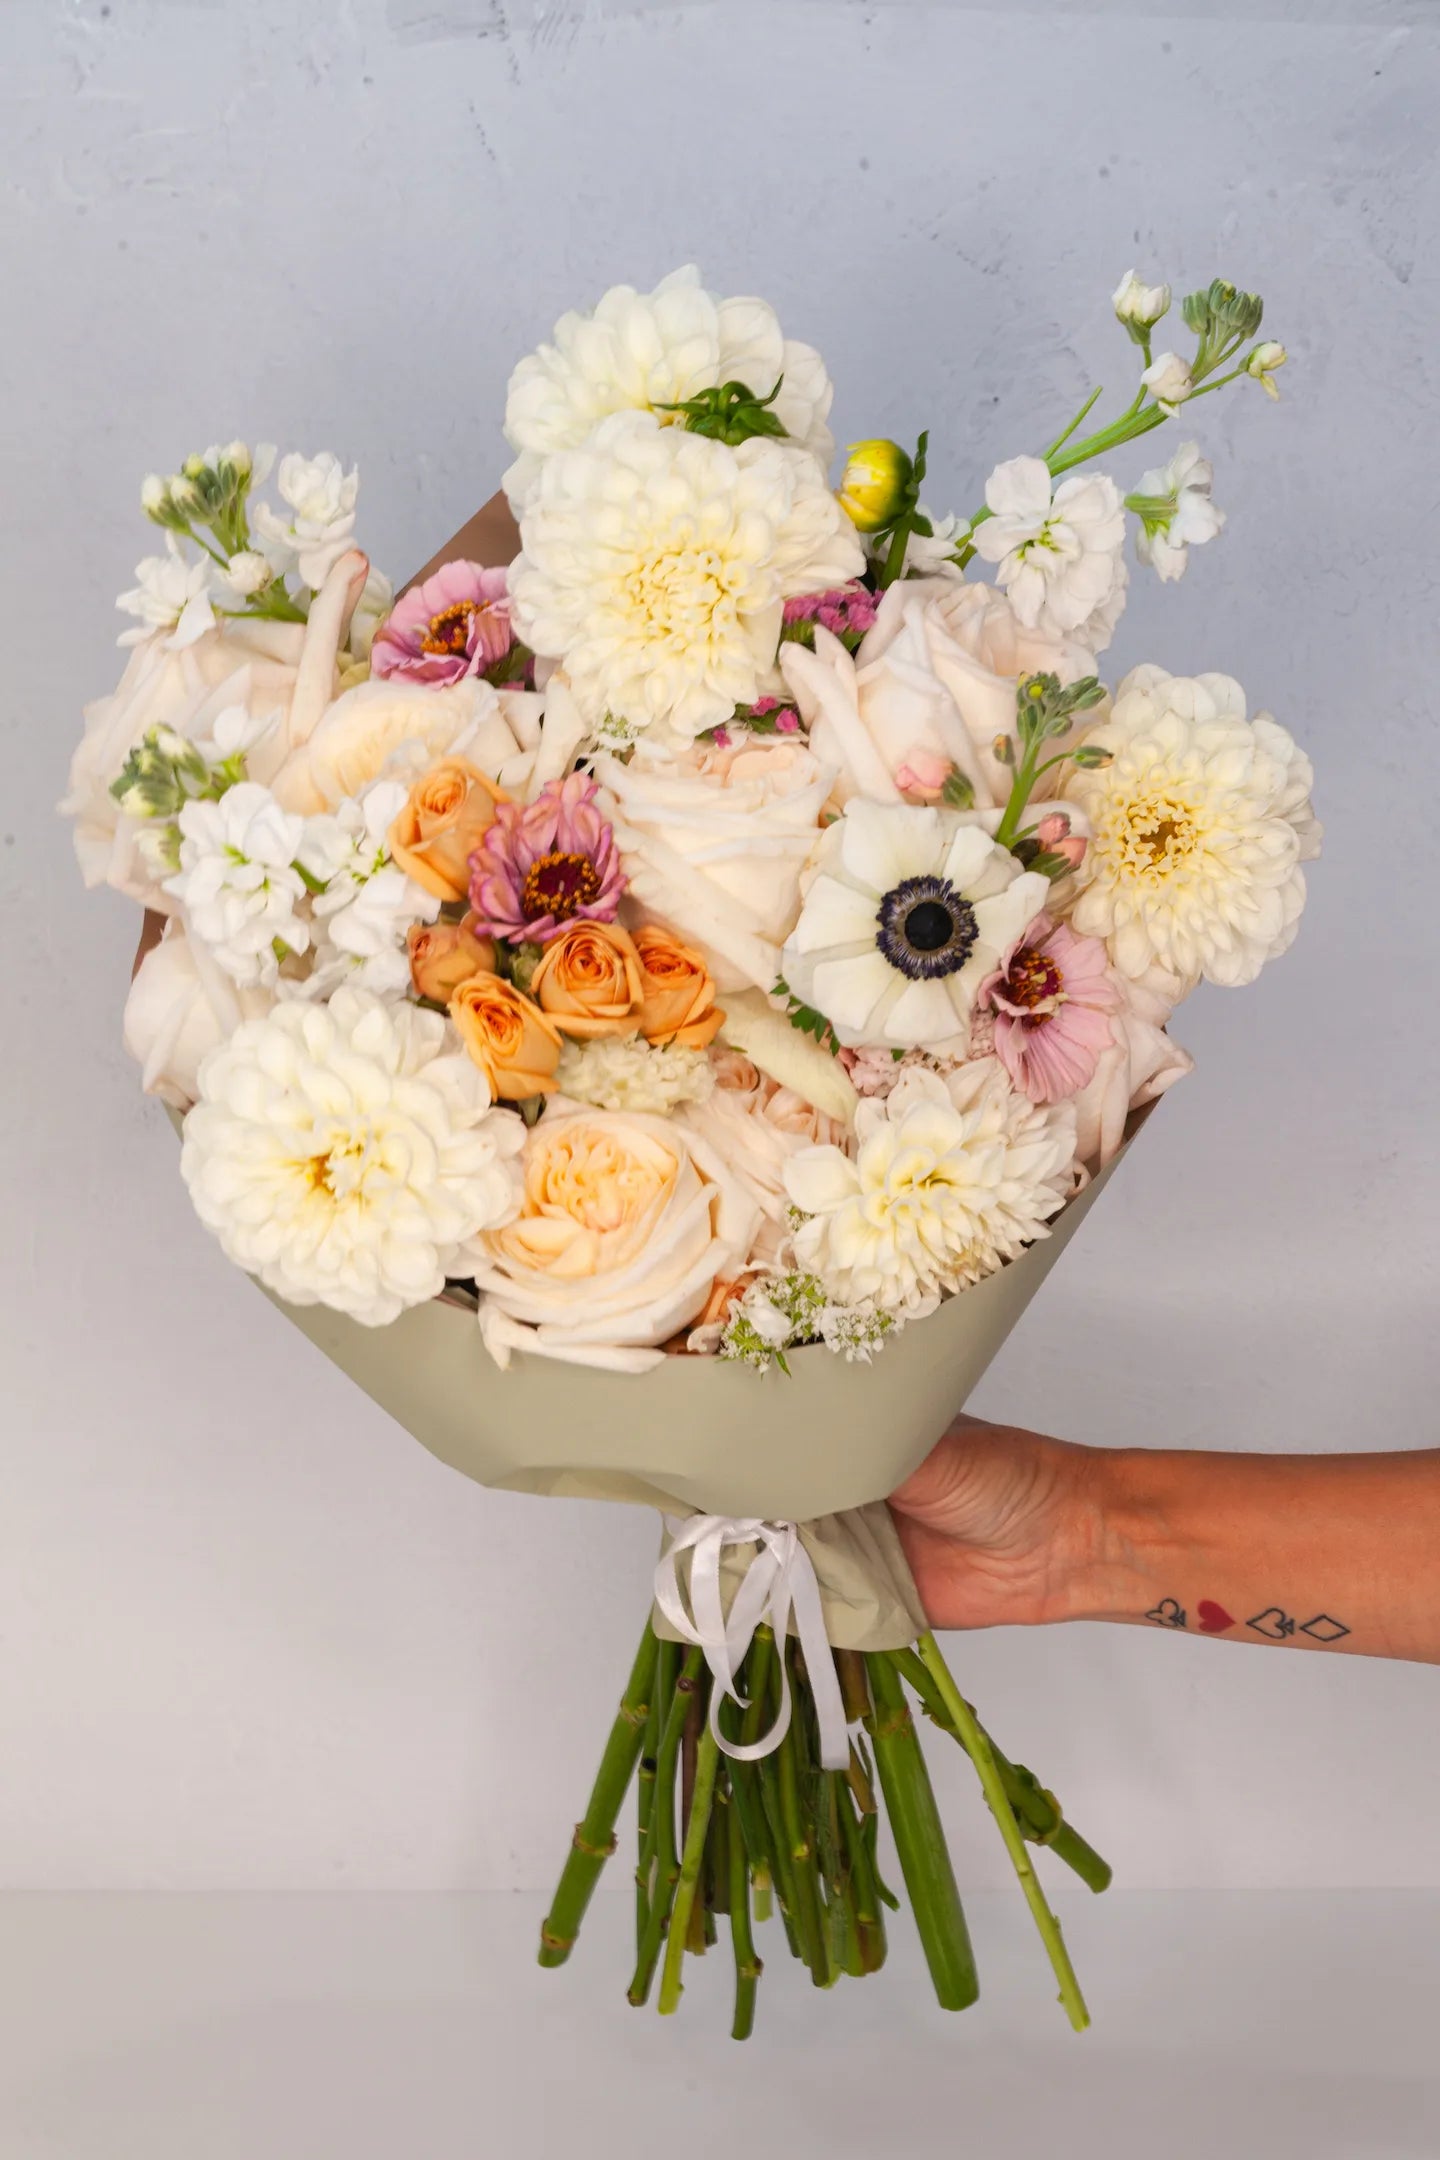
[889,1414,1103,1632]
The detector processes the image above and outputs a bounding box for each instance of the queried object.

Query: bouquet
[65,263,1317,2036]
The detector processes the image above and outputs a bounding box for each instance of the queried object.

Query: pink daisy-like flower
[979,913,1119,1103]
[370,559,514,687]
[468,773,625,944]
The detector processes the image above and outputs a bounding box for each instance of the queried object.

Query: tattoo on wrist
[1144,1597,1350,1643]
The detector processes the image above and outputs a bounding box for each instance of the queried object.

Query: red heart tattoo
[1197,1600,1235,1634]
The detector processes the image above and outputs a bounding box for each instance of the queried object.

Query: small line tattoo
[1247,1606,1297,1638]
[1299,1613,1351,1642]
[1145,1597,1188,1628]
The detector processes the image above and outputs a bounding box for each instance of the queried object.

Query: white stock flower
[554,1035,715,1116]
[1112,269,1171,329]
[116,539,217,650]
[1065,665,1321,988]
[181,989,525,1326]
[1132,441,1225,583]
[891,507,968,578]
[784,1063,1076,1314]
[251,451,359,588]
[594,737,833,993]
[1140,350,1194,413]
[970,457,1127,650]
[223,550,273,599]
[509,412,863,743]
[781,800,1049,1055]
[293,780,440,999]
[501,263,835,508]
[164,781,311,987]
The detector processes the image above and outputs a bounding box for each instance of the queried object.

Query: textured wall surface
[3,0,1437,1896]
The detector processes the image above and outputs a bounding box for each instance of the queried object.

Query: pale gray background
[5,0,1438,1925]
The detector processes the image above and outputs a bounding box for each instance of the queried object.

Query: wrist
[1043,1445,1179,1625]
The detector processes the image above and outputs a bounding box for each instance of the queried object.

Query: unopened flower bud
[140,474,168,518]
[1112,268,1171,331]
[836,439,913,532]
[1245,341,1288,400]
[167,472,203,518]
[225,550,271,598]
[221,439,251,479]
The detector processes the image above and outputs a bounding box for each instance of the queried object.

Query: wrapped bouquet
[66,264,1316,2035]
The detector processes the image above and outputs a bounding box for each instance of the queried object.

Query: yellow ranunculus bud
[836,438,913,532]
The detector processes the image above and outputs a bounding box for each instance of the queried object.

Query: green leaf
[772,978,841,1056]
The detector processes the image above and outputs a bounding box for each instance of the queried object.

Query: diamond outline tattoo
[1299,1613,1350,1642]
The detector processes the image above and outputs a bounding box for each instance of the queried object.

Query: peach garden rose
[388,756,507,903]
[472,1109,759,1371]
[530,920,644,1039]
[407,915,497,1003]
[450,973,563,1099]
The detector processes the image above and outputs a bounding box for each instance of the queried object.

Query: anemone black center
[903,900,955,952]
[875,874,980,982]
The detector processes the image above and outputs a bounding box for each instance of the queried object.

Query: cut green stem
[914,1632,1090,2032]
[628,1650,705,2006]
[862,1653,978,2012]
[726,1781,763,2039]
[658,1720,723,2015]
[539,1621,658,1969]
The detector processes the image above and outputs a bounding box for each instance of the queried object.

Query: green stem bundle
[541,1606,1114,2039]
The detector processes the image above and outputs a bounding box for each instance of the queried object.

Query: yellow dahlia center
[1110,787,1202,879]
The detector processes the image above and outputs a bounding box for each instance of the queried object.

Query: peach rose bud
[389,757,507,904]
[530,920,643,1040]
[635,927,724,1049]
[407,914,497,1004]
[450,973,563,1100]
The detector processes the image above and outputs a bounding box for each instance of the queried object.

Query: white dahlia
[1065,665,1321,988]
[780,800,1050,1055]
[181,989,525,1325]
[508,412,863,743]
[501,264,835,508]
[784,1064,1076,1314]
[970,456,1127,650]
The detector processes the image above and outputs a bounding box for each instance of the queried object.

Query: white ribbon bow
[653,1515,851,1773]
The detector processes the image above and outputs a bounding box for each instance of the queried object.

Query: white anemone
[780,800,1050,1055]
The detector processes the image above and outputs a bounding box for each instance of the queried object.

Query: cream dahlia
[780,800,1050,1054]
[784,1063,1076,1314]
[181,989,525,1325]
[508,412,864,744]
[501,264,835,509]
[1065,665,1321,987]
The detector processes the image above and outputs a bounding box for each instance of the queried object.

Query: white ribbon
[653,1516,851,1773]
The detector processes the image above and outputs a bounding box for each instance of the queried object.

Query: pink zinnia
[980,914,1118,1103]
[468,773,625,944]
[370,559,514,687]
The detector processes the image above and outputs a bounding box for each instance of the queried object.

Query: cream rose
[593,738,834,994]
[530,921,644,1040]
[388,757,507,903]
[123,921,274,1109]
[473,1110,760,1371]
[268,677,492,816]
[779,581,1096,813]
[450,974,563,1099]
[687,1050,849,1266]
[1071,964,1193,1169]
[62,618,307,908]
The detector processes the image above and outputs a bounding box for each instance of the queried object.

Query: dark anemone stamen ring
[875,874,980,981]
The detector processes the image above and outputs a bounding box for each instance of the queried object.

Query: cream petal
[940,820,1002,891]
[810,949,894,1032]
[790,874,881,954]
[839,800,941,897]
[882,974,967,1048]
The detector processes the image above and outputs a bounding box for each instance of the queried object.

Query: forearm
[1060,1445,1440,1662]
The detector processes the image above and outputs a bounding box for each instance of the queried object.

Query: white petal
[882,974,966,1048]
[839,800,941,896]
[811,949,894,1031]
[791,874,881,954]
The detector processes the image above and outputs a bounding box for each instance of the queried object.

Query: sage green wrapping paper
[250,1133,1138,1649]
